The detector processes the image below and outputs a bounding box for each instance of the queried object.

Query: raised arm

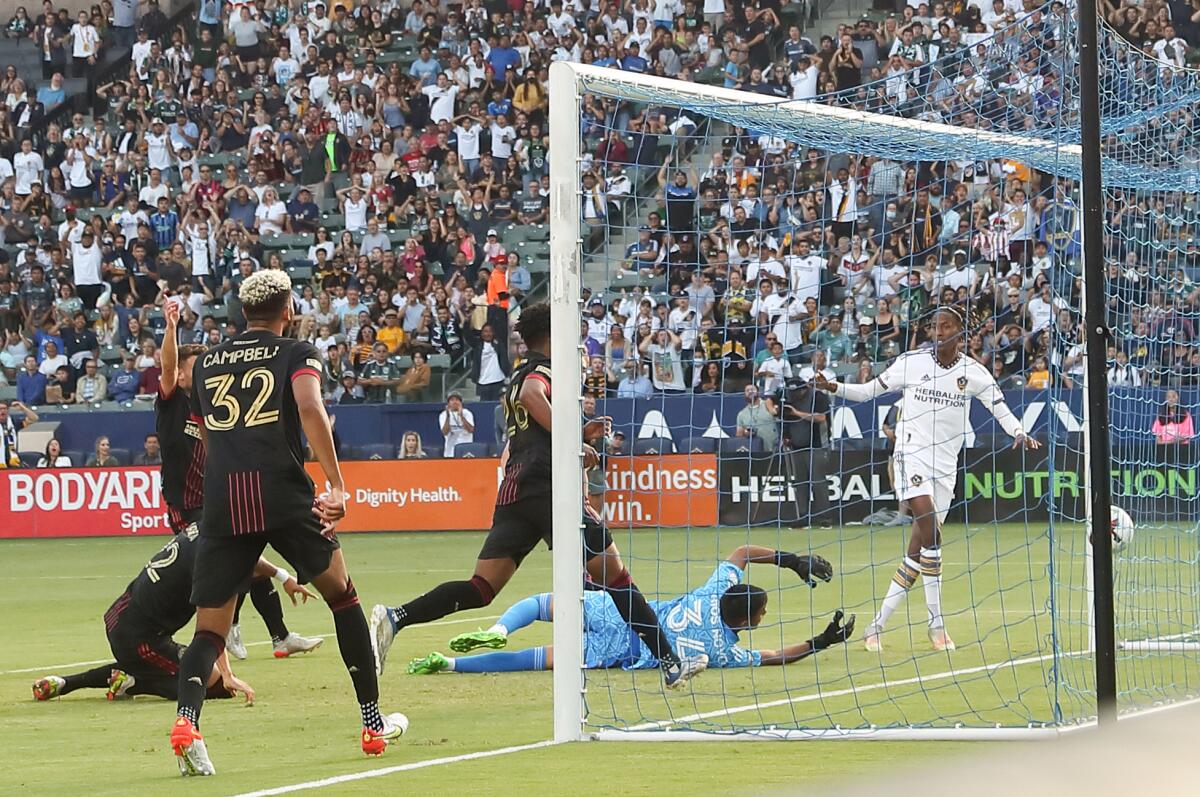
[814,370,889,402]
[726,544,833,587]
[160,299,181,396]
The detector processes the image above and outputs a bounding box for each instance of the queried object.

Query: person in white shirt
[815,306,1038,653]
[785,237,824,304]
[422,74,460,123]
[69,11,100,75]
[490,115,515,160]
[1152,25,1188,68]
[753,284,806,355]
[254,187,288,235]
[339,185,369,232]
[547,0,577,37]
[455,115,483,172]
[755,340,793,395]
[137,170,170,210]
[667,297,700,352]
[62,136,96,196]
[143,118,174,172]
[789,56,820,100]
[439,392,476,457]
[12,138,43,196]
[796,350,835,383]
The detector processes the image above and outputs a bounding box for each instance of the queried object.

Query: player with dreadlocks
[815,305,1040,652]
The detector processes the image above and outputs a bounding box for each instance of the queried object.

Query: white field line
[619,650,1073,732]
[228,740,559,797]
[0,614,500,676]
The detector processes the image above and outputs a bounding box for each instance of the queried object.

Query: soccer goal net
[547,3,1200,741]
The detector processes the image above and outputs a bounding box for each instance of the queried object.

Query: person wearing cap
[332,371,365,405]
[439,391,475,457]
[377,308,407,354]
[486,254,510,310]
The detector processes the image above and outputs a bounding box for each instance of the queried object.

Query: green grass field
[2,524,1195,795]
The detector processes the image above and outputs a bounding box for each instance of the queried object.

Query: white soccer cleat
[864,627,882,653]
[273,632,323,658]
[226,624,247,660]
[664,655,708,690]
[170,717,215,776]
[929,627,956,652]
[369,604,396,676]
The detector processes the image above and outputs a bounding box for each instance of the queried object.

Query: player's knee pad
[193,629,226,655]
[469,575,496,607]
[606,569,633,590]
[327,579,359,612]
[893,559,920,591]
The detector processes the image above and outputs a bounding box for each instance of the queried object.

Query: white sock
[873,557,920,632]
[445,657,457,671]
[487,623,509,636]
[920,547,943,629]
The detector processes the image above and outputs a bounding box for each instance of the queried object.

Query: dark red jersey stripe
[137,642,179,675]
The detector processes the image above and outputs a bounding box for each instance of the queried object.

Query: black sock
[233,592,247,626]
[602,579,681,669]
[329,582,382,731]
[176,630,224,728]
[249,579,289,643]
[127,673,179,699]
[60,664,115,695]
[391,576,493,630]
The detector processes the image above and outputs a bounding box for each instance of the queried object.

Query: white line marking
[618,650,1072,731]
[0,614,500,676]
[228,740,559,797]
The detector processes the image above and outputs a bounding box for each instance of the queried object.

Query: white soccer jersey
[835,348,1024,477]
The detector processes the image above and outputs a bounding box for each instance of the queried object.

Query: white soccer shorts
[892,449,954,525]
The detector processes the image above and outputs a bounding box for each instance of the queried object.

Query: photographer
[783,378,832,529]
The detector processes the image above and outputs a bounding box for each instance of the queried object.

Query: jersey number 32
[204,367,280,431]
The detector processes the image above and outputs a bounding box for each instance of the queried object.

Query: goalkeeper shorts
[892,449,954,525]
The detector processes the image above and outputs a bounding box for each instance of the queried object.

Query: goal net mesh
[558,1,1200,737]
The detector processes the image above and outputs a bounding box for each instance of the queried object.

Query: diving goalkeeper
[406,545,853,674]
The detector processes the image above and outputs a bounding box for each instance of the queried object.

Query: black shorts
[478,495,612,566]
[190,516,339,608]
[107,620,184,678]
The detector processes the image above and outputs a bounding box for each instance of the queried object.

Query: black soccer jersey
[190,330,323,537]
[496,351,553,505]
[105,527,199,636]
[155,387,205,511]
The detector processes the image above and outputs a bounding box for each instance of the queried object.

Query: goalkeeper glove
[776,552,833,587]
[808,610,855,652]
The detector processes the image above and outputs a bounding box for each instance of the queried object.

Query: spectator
[470,324,511,401]
[108,355,140,403]
[639,328,685,391]
[359,343,403,403]
[38,438,71,468]
[395,350,431,401]
[439,391,475,457]
[1152,389,1194,446]
[0,400,38,468]
[332,372,366,405]
[398,431,428,460]
[74,359,106,403]
[735,384,778,450]
[17,355,47,405]
[86,436,119,467]
[133,433,161,466]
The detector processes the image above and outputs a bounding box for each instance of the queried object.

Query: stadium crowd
[0,0,1197,460]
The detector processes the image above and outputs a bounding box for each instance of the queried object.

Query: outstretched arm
[978,376,1040,450]
[757,611,855,666]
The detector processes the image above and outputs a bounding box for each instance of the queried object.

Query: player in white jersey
[815,306,1040,652]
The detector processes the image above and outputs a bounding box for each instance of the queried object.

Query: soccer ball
[1111,506,1136,551]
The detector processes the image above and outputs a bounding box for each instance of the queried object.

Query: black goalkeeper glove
[808,610,855,652]
[776,552,833,587]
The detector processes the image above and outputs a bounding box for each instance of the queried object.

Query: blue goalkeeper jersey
[582,562,761,670]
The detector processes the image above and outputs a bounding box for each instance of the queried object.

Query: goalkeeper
[406,546,853,674]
